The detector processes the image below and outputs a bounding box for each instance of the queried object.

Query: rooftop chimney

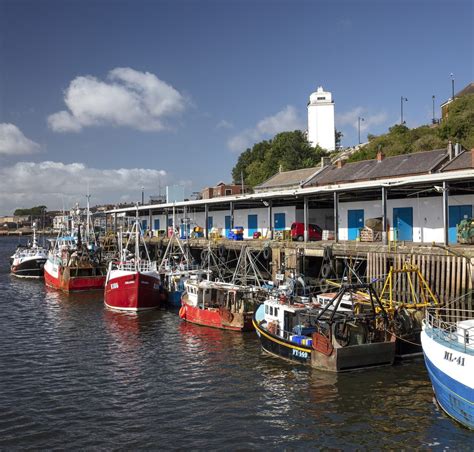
[454,142,461,157]
[337,159,345,169]
[376,150,385,162]
[448,140,454,160]
[321,156,331,167]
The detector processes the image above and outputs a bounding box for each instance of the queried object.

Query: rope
[384,328,421,347]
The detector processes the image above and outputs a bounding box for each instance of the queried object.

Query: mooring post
[204,203,209,239]
[382,186,388,245]
[443,181,449,246]
[333,191,339,242]
[304,196,308,242]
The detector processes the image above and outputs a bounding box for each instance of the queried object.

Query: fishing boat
[421,306,473,429]
[44,228,106,291]
[104,212,163,312]
[253,283,396,372]
[179,246,266,331]
[44,203,106,292]
[10,224,48,278]
[179,280,259,331]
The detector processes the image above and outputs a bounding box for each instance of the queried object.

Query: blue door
[274,213,286,230]
[225,215,231,237]
[141,219,147,231]
[449,205,472,244]
[393,207,413,241]
[348,209,364,240]
[154,219,160,230]
[167,218,173,227]
[248,214,258,237]
[207,216,213,230]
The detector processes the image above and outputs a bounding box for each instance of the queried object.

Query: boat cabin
[262,298,313,341]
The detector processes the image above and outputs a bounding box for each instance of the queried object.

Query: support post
[230,201,234,229]
[334,192,339,243]
[382,186,388,245]
[148,209,152,237]
[267,200,273,240]
[443,181,449,246]
[303,196,309,242]
[204,203,209,240]
[113,212,117,234]
[165,210,169,236]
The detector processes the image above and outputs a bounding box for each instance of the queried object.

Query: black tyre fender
[218,244,226,258]
[262,247,271,261]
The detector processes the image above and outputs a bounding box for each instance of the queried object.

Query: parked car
[290,222,322,241]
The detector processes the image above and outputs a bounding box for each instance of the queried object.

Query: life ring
[279,294,287,304]
[262,247,271,261]
[200,249,208,262]
[157,248,163,258]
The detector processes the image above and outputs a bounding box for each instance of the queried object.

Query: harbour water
[0,237,471,450]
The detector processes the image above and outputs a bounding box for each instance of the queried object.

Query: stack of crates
[289,335,313,347]
[227,226,244,241]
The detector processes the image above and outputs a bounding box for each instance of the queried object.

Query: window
[265,305,268,314]
[317,96,326,100]
[274,307,278,317]
[225,189,232,196]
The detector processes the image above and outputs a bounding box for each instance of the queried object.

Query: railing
[425,307,474,354]
[115,260,157,272]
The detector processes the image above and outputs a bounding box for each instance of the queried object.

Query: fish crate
[360,227,382,242]
[322,230,335,240]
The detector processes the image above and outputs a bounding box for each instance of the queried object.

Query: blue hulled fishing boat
[421,306,473,429]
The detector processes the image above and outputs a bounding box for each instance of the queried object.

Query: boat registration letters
[444,351,465,366]
[292,349,308,359]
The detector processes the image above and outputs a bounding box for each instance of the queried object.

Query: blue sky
[0,0,472,214]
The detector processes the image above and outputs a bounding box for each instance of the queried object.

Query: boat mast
[135,206,140,263]
[86,193,91,244]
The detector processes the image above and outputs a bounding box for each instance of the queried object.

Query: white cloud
[48,67,187,132]
[0,161,177,214]
[336,107,388,133]
[0,123,40,155]
[216,120,234,130]
[227,105,304,152]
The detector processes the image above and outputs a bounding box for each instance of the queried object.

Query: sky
[0,0,472,215]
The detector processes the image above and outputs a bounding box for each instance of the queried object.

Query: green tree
[231,130,328,187]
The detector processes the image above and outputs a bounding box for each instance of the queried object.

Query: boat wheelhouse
[421,306,473,429]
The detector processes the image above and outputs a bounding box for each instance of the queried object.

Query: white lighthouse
[307,86,335,151]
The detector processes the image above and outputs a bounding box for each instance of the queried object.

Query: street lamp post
[358,116,364,144]
[400,96,408,124]
[432,95,436,124]
[450,73,455,100]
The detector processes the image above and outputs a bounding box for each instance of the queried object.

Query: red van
[290,222,322,241]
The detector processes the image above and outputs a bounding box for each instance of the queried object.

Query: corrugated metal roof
[442,150,474,172]
[255,166,320,190]
[304,149,448,187]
